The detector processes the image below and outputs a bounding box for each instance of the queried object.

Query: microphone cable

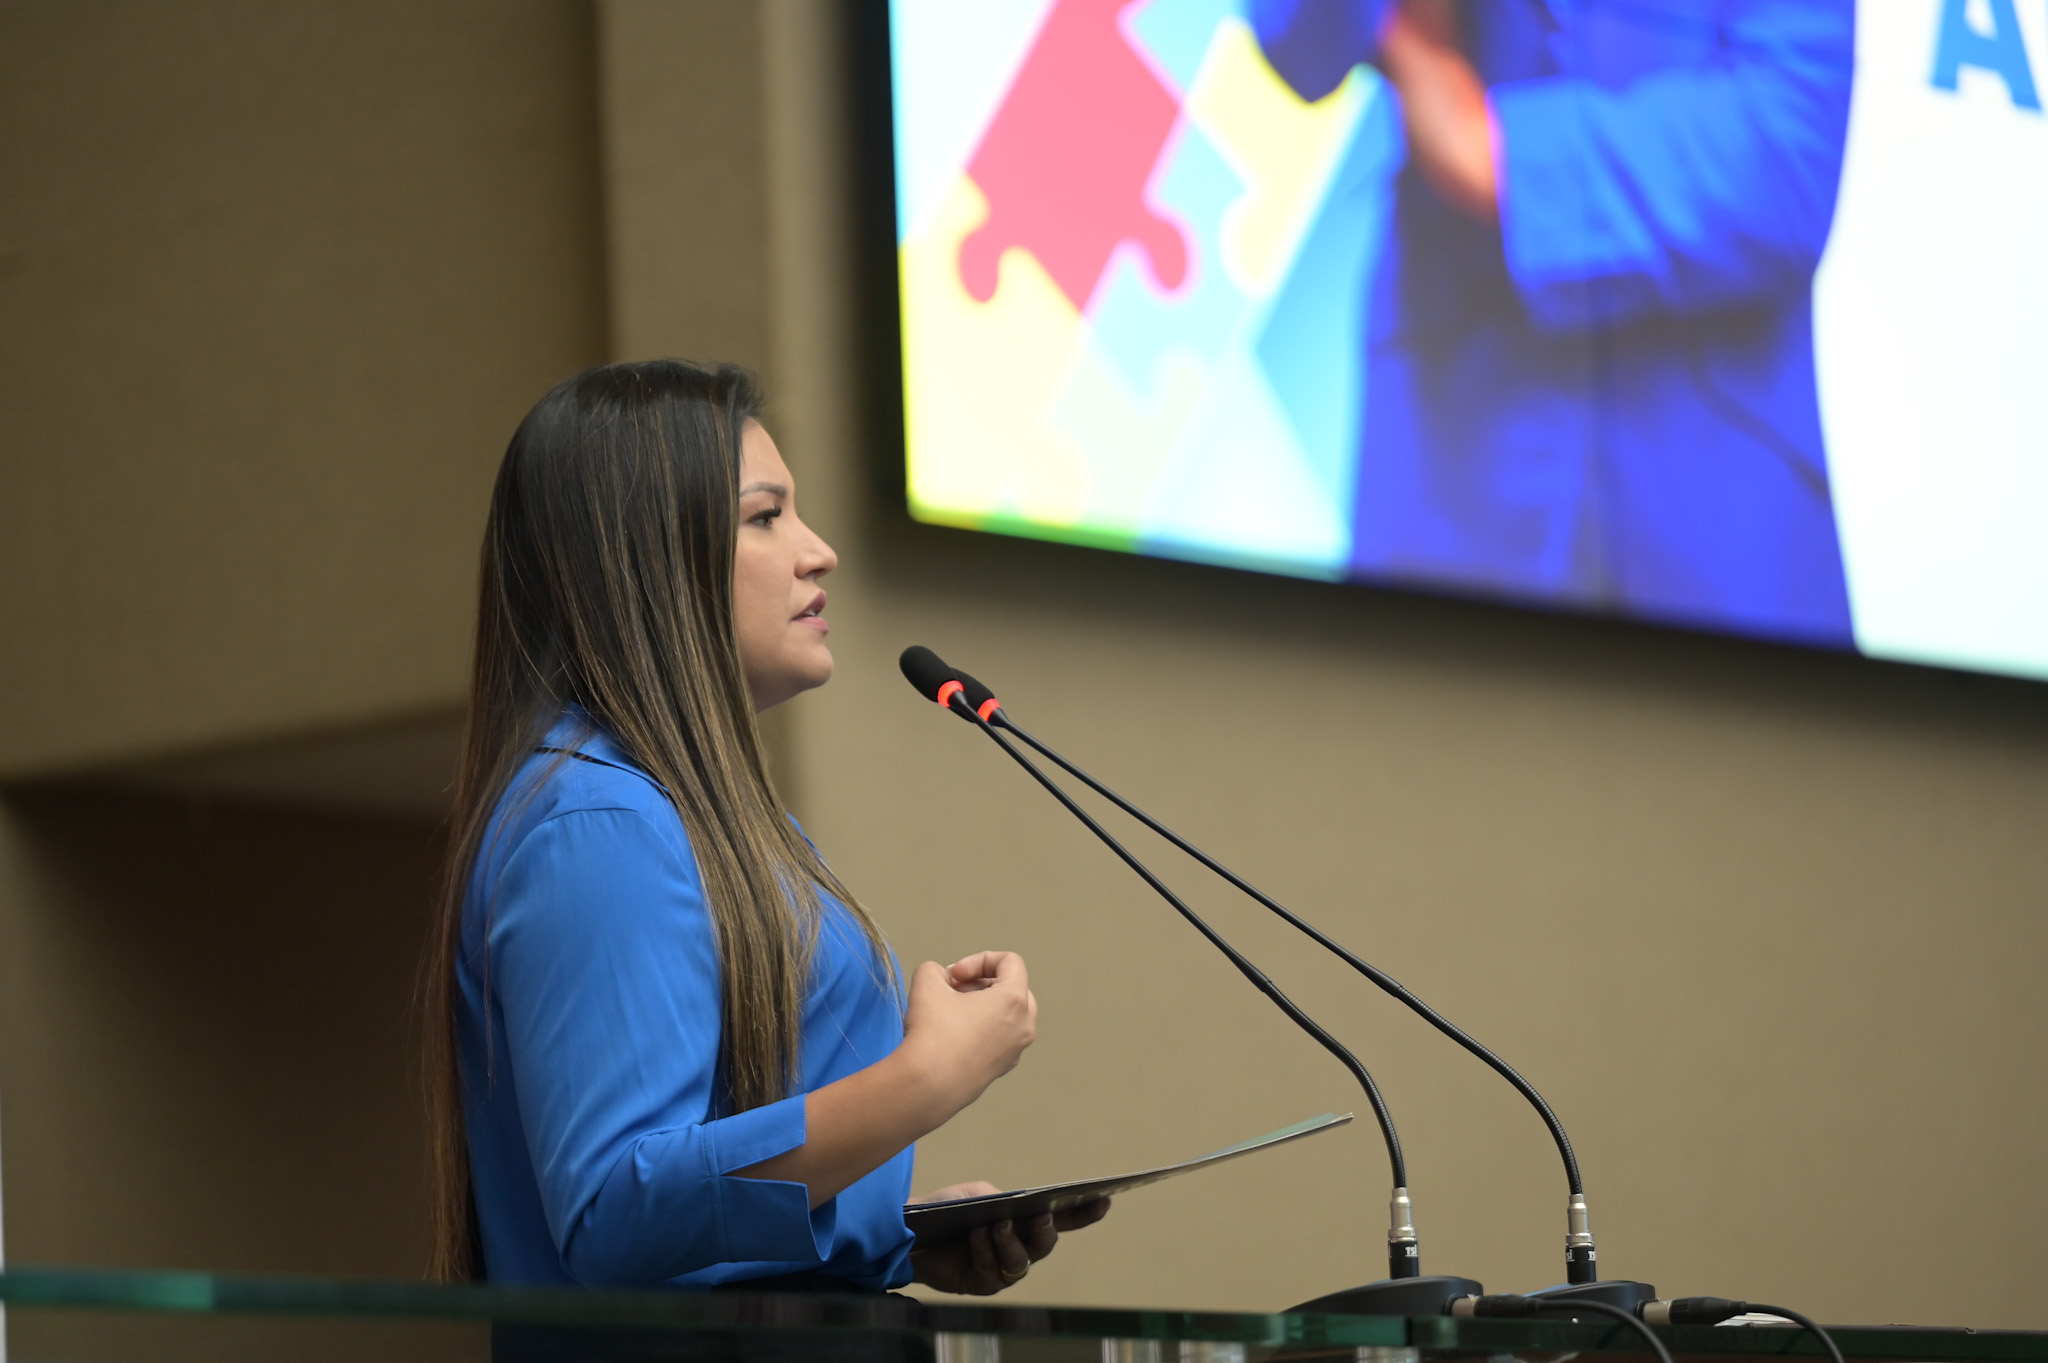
[1459,1295,1674,1363]
[1643,1299,1844,1363]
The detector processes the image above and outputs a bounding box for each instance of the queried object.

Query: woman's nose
[802,527,838,579]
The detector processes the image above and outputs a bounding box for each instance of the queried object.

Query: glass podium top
[4,1266,2046,1363]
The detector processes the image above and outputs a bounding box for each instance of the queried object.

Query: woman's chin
[802,641,835,689]
[751,653,834,712]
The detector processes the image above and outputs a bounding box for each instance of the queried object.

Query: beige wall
[740,1,2048,1328]
[0,0,606,777]
[0,0,2044,1350]
[599,0,772,377]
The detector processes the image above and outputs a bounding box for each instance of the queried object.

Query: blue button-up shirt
[457,713,915,1288]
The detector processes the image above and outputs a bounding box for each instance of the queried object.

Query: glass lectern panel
[5,1266,2044,1363]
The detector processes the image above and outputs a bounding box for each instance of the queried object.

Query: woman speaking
[421,360,1105,1296]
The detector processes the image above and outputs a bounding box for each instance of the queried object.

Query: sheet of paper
[902,1112,1354,1249]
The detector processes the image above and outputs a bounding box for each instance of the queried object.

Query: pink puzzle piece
[959,0,1189,311]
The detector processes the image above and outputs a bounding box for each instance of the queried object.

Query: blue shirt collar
[541,706,822,875]
[539,707,647,780]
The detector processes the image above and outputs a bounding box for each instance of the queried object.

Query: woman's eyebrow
[738,480,789,497]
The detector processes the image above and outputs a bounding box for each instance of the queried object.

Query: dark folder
[903,1112,1353,1249]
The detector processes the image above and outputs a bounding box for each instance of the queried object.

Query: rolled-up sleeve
[1494,0,1855,332]
[487,807,833,1285]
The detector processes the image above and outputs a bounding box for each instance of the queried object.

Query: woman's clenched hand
[900,951,1038,1117]
[731,952,1038,1210]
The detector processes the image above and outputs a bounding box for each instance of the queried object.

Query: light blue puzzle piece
[1125,0,1239,95]
[1136,341,1349,577]
[1087,119,1249,398]
[1253,78,1400,517]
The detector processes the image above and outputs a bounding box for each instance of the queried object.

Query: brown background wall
[0,0,606,776]
[2,1,2044,1355]
[0,791,443,1272]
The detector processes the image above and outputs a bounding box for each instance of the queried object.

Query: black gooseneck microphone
[913,650,1625,1300]
[904,648,1849,1350]
[899,647,1479,1309]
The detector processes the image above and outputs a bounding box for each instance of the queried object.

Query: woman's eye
[749,506,782,526]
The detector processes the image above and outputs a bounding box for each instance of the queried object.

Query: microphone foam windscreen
[899,646,957,702]
[958,671,996,710]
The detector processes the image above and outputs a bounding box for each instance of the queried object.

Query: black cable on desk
[1650,1298,1845,1363]
[1748,1305,1847,1363]
[1467,1295,1675,1363]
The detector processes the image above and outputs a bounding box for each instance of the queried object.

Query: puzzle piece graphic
[1087,118,1247,394]
[1050,338,1207,538]
[902,174,1094,528]
[1138,342,1349,576]
[1124,0,1236,96]
[1185,18,1370,296]
[891,0,1059,242]
[960,0,1189,312]
[1256,78,1400,510]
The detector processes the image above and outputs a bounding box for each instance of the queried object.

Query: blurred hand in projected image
[1379,0,1498,221]
[905,1182,1113,1296]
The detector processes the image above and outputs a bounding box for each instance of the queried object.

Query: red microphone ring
[976,698,1001,721]
[935,680,964,709]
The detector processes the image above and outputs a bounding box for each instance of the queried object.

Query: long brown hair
[422,360,885,1280]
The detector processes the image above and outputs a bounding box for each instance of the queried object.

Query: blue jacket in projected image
[457,712,914,1289]
[1252,0,1857,646]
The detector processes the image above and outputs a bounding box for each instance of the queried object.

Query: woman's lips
[796,590,828,630]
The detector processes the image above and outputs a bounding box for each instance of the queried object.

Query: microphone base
[1288,1275,1484,1318]
[1527,1280,1659,1313]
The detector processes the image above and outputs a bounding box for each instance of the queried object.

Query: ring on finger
[999,1264,1029,1282]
